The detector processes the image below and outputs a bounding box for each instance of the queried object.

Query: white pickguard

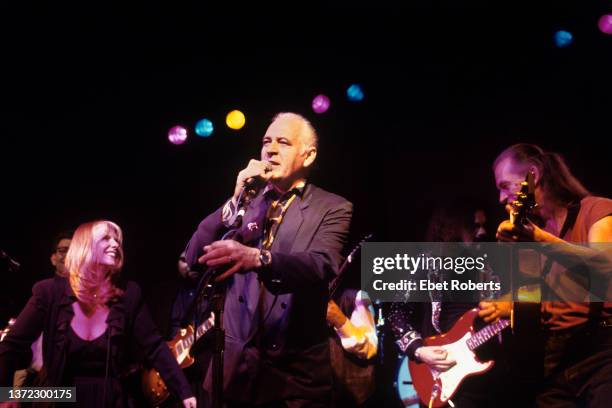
[433,332,493,402]
[174,314,215,365]
[175,328,191,363]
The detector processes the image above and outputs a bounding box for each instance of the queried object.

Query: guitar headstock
[509,171,537,226]
[0,318,16,342]
[347,233,374,264]
[329,233,373,296]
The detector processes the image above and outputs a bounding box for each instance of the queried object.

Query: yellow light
[226,110,246,130]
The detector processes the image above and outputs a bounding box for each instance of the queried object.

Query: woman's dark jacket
[0,276,193,402]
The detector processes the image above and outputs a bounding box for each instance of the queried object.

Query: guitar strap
[559,202,580,241]
[539,202,585,303]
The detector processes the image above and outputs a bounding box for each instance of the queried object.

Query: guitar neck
[178,317,214,352]
[466,319,510,351]
[329,233,372,297]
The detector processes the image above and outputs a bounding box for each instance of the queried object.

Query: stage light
[226,110,246,130]
[195,118,214,137]
[347,84,364,102]
[554,30,573,48]
[168,125,188,145]
[312,94,330,114]
[598,14,612,35]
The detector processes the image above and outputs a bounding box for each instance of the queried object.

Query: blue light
[347,84,364,102]
[554,30,573,48]
[195,118,214,137]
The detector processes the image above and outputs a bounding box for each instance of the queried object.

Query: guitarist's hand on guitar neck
[327,298,377,360]
[414,346,456,372]
[478,300,512,323]
[496,219,536,242]
[497,219,567,244]
[327,300,369,345]
[496,170,541,243]
[326,299,348,329]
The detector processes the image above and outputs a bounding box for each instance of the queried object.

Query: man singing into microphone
[184,112,353,407]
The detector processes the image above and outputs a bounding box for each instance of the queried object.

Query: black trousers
[538,325,612,408]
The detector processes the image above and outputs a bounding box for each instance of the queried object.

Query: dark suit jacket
[184,183,353,404]
[0,276,193,403]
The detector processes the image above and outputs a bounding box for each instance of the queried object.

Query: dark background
[1,1,611,404]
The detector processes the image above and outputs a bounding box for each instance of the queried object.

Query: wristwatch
[259,249,272,267]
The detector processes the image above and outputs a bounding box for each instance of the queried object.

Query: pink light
[312,94,330,114]
[168,125,188,145]
[598,14,612,35]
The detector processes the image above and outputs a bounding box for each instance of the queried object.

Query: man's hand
[497,219,561,243]
[233,159,273,202]
[182,397,196,408]
[327,299,348,329]
[198,240,261,282]
[415,346,456,372]
[178,258,200,281]
[496,219,536,242]
[478,301,512,323]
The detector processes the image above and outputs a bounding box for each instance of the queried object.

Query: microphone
[231,169,269,228]
[238,162,272,209]
[242,176,266,199]
[232,180,261,228]
[1,249,21,272]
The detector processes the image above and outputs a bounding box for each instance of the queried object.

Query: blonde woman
[0,220,195,407]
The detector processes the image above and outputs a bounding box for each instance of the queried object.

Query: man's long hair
[65,220,124,305]
[494,143,590,206]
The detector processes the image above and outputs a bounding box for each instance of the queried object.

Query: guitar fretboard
[175,318,214,357]
[466,319,510,351]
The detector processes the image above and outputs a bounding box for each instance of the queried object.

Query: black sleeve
[129,284,193,401]
[184,205,227,269]
[0,280,49,386]
[388,301,424,360]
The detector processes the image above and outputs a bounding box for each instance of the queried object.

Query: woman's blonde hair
[65,220,124,305]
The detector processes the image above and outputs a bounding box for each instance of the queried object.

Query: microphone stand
[181,184,259,408]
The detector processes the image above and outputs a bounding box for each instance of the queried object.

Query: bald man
[185,112,352,407]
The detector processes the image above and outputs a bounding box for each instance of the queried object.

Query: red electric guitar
[408,308,509,408]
